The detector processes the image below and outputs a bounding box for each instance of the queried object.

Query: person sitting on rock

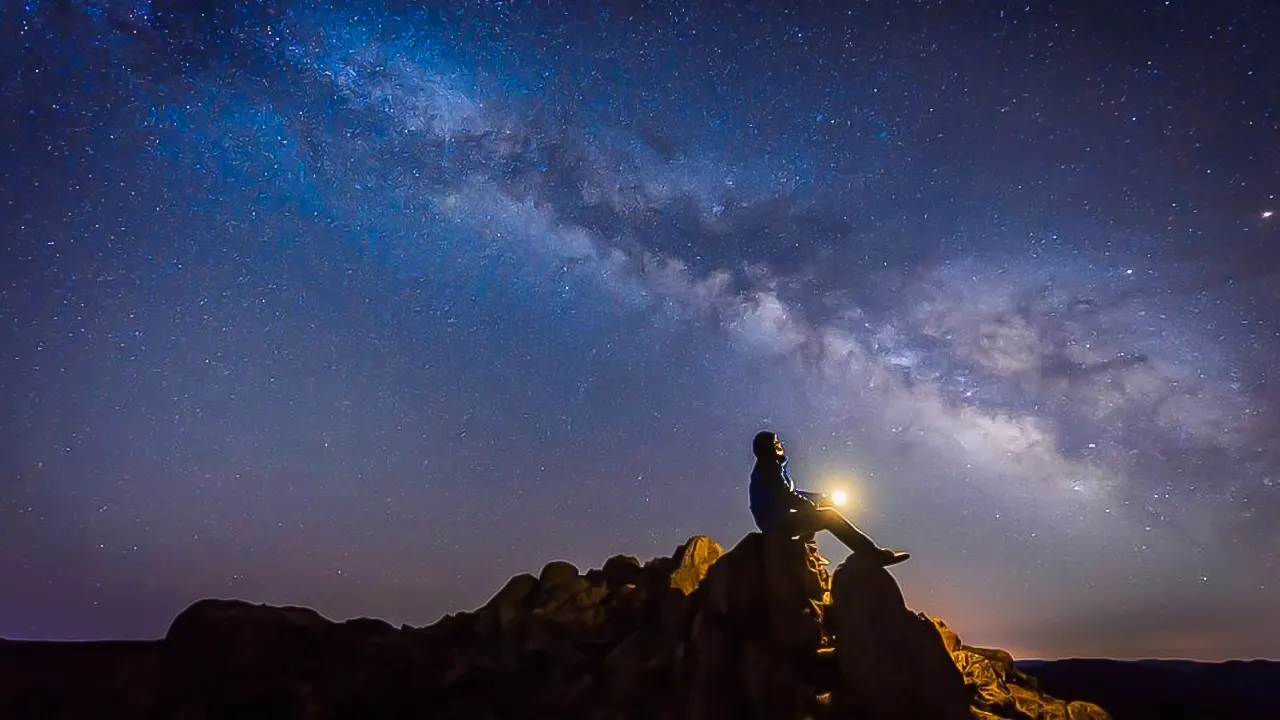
[749,430,910,567]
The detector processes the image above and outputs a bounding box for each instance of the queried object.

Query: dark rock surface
[0,533,1109,719]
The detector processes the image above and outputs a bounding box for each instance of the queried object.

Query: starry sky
[2,0,1278,661]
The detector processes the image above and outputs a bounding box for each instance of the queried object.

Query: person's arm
[796,489,830,507]
[780,463,823,509]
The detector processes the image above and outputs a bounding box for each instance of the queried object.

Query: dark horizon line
[1016,656,1280,664]
[2,636,1276,665]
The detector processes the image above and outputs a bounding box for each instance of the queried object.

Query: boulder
[1010,683,1071,718]
[538,560,582,589]
[702,533,770,625]
[759,532,828,651]
[481,572,538,628]
[932,616,963,653]
[587,554,645,589]
[828,554,973,720]
[162,598,435,717]
[966,644,1042,690]
[682,531,834,720]
[1068,700,1112,719]
[668,535,723,594]
[955,648,1018,716]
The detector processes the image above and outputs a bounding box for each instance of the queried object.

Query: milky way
[2,1,1278,659]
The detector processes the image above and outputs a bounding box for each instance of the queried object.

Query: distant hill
[1017,658,1280,720]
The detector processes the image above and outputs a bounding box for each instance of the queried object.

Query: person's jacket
[749,455,821,532]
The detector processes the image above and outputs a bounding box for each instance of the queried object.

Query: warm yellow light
[831,489,849,507]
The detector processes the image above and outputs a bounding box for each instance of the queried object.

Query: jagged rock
[1011,683,1070,718]
[955,648,1018,716]
[829,554,974,720]
[702,533,770,624]
[932,616,963,653]
[0,533,1111,720]
[482,572,539,628]
[586,554,644,589]
[1067,700,1112,719]
[684,532,835,720]
[668,535,723,594]
[996,684,1108,720]
[760,532,828,651]
[966,644,1042,690]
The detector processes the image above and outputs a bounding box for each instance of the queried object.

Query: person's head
[752,430,785,459]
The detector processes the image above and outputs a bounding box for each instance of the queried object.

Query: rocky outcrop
[0,533,1110,719]
[829,554,972,719]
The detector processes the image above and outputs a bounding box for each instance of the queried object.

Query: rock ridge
[0,533,1110,719]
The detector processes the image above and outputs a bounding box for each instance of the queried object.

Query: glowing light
[1262,210,1274,219]
[831,489,849,507]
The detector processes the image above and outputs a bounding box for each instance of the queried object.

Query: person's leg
[773,509,908,559]
[774,510,825,540]
[813,508,882,554]
[771,510,825,557]
[815,508,911,565]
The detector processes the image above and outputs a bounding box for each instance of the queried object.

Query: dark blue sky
[2,0,1277,659]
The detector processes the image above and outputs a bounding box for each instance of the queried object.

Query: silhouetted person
[749,430,910,566]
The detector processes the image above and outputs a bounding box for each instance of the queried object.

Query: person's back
[748,430,810,532]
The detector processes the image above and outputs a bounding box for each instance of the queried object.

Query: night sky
[3,0,1278,661]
